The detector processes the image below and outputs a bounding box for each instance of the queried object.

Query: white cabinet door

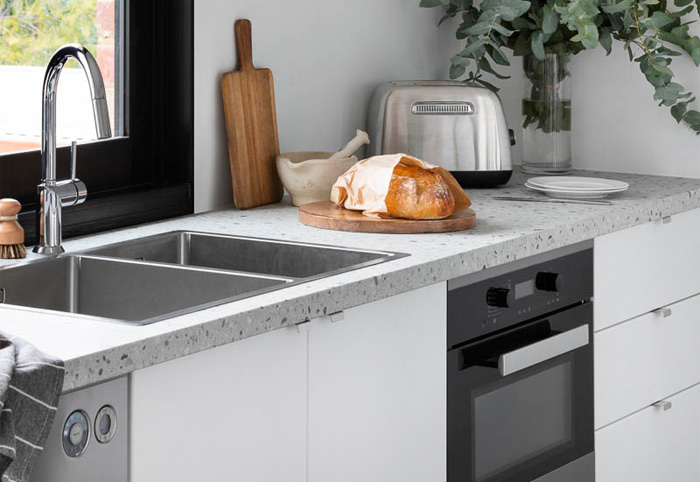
[129,326,307,482]
[594,208,700,331]
[596,383,700,482]
[307,283,447,482]
[595,293,700,429]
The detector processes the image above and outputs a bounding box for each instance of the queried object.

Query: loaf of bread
[385,161,455,219]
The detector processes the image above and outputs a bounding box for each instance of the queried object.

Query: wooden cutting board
[221,19,283,210]
[299,202,476,234]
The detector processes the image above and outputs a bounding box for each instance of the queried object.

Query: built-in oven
[447,245,594,482]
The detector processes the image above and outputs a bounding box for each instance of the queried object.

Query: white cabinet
[129,326,307,482]
[596,383,700,482]
[307,282,447,482]
[594,208,700,331]
[129,283,448,482]
[595,293,700,428]
[594,208,700,479]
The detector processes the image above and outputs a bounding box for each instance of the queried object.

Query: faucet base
[33,245,65,256]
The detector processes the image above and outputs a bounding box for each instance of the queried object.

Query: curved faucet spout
[35,43,112,255]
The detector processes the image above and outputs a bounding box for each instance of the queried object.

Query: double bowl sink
[0,232,403,325]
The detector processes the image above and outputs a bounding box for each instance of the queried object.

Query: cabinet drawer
[596,383,700,482]
[594,208,700,331]
[595,293,700,428]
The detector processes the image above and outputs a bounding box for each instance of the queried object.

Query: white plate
[527,176,629,192]
[525,182,626,199]
[525,181,627,193]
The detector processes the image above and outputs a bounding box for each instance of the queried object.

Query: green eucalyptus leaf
[420,0,450,7]
[478,56,511,78]
[458,38,488,58]
[602,0,634,14]
[542,6,559,34]
[682,109,700,131]
[531,30,546,59]
[450,63,468,78]
[480,0,531,22]
[599,27,613,53]
[654,82,685,106]
[487,42,512,64]
[513,29,533,55]
[460,21,493,36]
[671,100,688,122]
[511,17,537,30]
[474,77,501,91]
[571,19,599,49]
[646,10,676,29]
[669,5,694,17]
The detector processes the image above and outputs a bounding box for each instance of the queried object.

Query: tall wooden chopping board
[221,19,283,209]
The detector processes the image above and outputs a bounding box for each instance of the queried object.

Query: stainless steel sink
[0,231,403,325]
[85,231,398,279]
[0,256,290,325]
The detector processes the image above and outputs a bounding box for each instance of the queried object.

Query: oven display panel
[514,279,535,300]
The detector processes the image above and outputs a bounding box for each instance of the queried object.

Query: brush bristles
[0,243,27,259]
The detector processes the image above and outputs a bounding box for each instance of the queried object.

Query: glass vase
[521,53,572,175]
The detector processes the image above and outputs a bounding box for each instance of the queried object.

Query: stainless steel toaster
[367,81,514,187]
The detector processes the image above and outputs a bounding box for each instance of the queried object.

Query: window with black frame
[0,0,194,244]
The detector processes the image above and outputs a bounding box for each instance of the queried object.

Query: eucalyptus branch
[420,0,700,134]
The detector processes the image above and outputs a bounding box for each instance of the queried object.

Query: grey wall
[195,1,700,212]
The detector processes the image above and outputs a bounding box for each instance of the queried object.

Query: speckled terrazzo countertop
[1,168,699,392]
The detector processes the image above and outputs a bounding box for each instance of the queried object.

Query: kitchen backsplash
[194,0,700,213]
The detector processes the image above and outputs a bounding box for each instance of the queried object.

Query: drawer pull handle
[653,400,673,411]
[296,320,312,333]
[330,311,345,323]
[662,216,672,224]
[653,308,672,318]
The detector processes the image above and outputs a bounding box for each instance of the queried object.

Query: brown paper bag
[331,154,471,218]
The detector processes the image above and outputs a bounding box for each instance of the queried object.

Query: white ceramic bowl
[276,151,358,206]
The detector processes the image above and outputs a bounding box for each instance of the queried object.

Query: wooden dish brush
[0,199,27,259]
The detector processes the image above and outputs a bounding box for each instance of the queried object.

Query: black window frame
[0,0,194,244]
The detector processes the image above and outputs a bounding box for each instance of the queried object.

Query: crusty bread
[385,160,455,219]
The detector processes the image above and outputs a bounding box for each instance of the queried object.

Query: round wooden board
[299,201,476,234]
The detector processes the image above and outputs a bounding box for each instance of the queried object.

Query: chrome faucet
[34,44,112,255]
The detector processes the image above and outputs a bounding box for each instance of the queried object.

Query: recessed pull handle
[653,400,673,411]
[662,216,672,224]
[653,308,672,318]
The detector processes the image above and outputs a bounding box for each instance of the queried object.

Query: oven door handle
[498,325,589,377]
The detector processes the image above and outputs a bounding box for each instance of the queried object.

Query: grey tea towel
[0,333,64,482]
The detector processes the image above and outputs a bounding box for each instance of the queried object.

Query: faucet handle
[70,140,77,181]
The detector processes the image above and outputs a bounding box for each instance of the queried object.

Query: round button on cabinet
[62,410,90,457]
[536,272,560,292]
[487,287,511,308]
[95,405,117,444]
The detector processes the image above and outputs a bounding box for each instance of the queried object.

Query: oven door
[447,302,593,482]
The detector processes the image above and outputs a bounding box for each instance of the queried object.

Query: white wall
[194,0,458,212]
[195,2,700,212]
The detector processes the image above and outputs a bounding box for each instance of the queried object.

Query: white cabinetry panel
[595,293,700,428]
[596,383,700,482]
[307,282,447,482]
[594,208,700,331]
[130,326,307,482]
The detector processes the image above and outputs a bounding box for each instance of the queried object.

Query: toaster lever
[509,129,516,146]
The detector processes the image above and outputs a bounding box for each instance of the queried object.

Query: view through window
[0,0,121,155]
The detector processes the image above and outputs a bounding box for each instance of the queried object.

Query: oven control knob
[536,272,560,292]
[487,287,511,308]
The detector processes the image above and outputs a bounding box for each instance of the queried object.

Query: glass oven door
[447,302,593,482]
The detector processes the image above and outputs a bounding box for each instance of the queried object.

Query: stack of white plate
[525,176,629,199]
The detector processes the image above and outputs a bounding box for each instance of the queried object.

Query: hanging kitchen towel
[0,333,64,482]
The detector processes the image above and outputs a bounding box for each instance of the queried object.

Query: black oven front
[447,247,594,482]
